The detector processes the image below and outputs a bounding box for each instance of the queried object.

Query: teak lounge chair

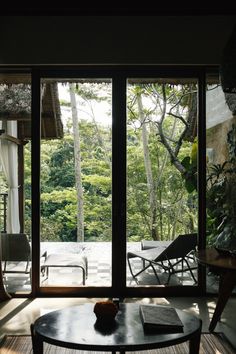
[127,233,197,285]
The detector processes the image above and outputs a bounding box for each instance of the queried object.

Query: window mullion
[112,74,127,296]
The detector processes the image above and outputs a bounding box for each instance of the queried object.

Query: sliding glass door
[28,67,205,297]
[38,78,112,290]
[126,77,199,288]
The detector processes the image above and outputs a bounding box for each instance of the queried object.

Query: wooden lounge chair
[127,233,198,285]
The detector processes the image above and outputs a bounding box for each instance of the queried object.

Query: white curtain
[0,120,20,233]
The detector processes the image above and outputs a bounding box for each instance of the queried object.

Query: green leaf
[181,156,191,169]
[185,179,196,193]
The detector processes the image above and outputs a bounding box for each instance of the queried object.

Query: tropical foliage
[206,124,236,247]
[1,82,199,242]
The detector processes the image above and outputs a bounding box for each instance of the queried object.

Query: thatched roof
[0,75,63,140]
[40,83,63,139]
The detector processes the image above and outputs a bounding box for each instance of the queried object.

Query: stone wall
[206,118,236,165]
[206,85,236,165]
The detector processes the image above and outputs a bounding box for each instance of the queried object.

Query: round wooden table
[31,303,202,354]
[196,247,236,331]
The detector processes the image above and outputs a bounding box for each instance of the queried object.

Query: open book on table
[139,305,184,333]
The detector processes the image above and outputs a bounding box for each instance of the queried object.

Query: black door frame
[23,65,208,297]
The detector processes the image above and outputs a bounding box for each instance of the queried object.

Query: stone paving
[2,241,206,293]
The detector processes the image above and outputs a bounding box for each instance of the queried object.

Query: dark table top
[33,303,201,352]
[196,248,236,270]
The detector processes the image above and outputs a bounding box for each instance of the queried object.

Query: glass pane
[126,78,198,287]
[206,72,236,293]
[40,79,112,287]
[0,72,32,294]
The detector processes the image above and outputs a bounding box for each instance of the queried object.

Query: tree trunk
[137,94,159,240]
[69,84,84,242]
[88,102,111,169]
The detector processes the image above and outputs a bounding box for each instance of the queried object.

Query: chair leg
[3,261,7,273]
[184,258,197,283]
[25,260,30,273]
[80,266,86,285]
[85,258,88,278]
[127,256,151,282]
[166,260,174,285]
[127,256,139,281]
[165,258,197,285]
[149,263,161,284]
[42,266,49,281]
[40,266,45,276]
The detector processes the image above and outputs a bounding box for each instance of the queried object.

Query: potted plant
[207,124,236,254]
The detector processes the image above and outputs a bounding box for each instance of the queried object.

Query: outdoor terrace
[2,241,218,294]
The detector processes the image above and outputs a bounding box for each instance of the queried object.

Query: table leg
[189,319,202,354]
[209,269,236,332]
[31,324,44,353]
